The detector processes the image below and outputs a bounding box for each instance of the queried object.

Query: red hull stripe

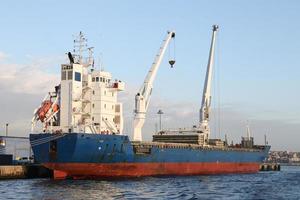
[44,162,260,179]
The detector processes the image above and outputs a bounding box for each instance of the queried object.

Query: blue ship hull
[30,133,270,179]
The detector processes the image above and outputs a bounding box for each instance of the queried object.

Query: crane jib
[133,31,176,141]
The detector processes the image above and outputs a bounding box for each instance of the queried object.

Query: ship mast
[246,122,251,140]
[199,25,218,143]
[73,31,87,64]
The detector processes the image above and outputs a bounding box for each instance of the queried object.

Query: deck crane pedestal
[133,31,175,141]
[199,25,218,143]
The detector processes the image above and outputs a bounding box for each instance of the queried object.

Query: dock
[260,163,281,171]
[0,164,52,179]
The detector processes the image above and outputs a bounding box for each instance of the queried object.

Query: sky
[0,0,299,151]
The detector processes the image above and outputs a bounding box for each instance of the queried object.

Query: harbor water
[0,166,299,200]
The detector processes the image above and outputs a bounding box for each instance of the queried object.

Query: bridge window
[75,72,81,82]
[61,71,66,80]
[67,71,73,80]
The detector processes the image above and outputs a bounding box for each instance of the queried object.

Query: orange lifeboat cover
[37,100,59,122]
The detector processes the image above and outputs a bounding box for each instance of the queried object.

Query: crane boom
[133,31,175,141]
[199,25,218,142]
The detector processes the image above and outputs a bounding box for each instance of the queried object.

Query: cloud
[0,53,61,94]
[0,52,9,61]
[0,52,62,136]
[0,90,42,137]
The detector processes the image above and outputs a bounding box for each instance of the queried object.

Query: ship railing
[30,133,67,147]
[156,128,203,135]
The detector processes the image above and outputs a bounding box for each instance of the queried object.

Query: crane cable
[168,35,176,67]
[212,28,222,139]
[217,29,221,139]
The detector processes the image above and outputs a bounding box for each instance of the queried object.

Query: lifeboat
[37,100,59,122]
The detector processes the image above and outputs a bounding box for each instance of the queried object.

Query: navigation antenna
[73,31,88,64]
[246,121,251,140]
[88,47,94,67]
[99,53,105,71]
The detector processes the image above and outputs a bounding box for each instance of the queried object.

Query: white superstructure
[31,32,124,134]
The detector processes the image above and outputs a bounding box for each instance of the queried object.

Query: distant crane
[133,31,175,141]
[199,25,218,143]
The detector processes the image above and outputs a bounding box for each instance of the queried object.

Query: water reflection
[0,166,299,200]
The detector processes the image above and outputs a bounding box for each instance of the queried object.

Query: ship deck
[131,141,267,153]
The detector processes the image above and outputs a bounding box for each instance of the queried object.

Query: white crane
[199,25,218,143]
[133,31,175,141]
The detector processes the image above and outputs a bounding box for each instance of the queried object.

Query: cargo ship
[30,26,270,179]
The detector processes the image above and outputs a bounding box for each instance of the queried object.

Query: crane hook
[169,60,175,68]
[168,32,176,68]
